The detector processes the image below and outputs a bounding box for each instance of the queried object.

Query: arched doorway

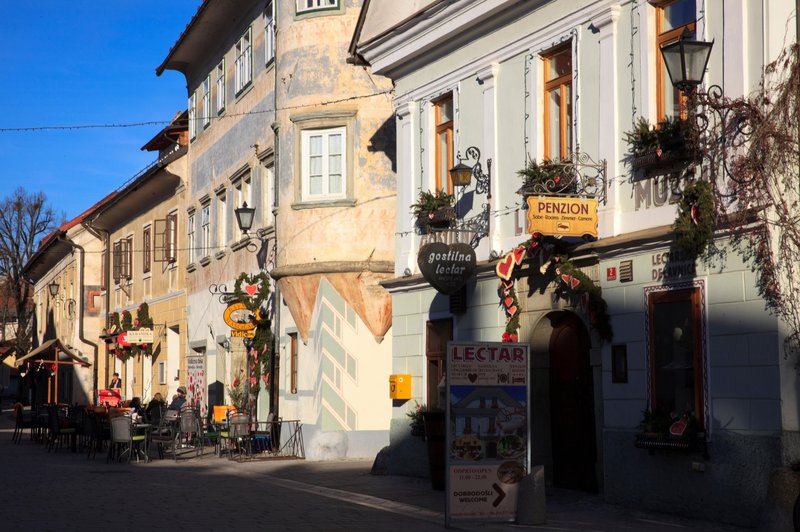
[549,311,597,492]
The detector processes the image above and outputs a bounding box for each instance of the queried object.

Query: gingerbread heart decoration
[496,253,515,280]
[245,284,258,296]
[503,297,514,308]
[506,305,518,317]
[512,246,526,265]
[418,242,477,294]
[561,274,581,290]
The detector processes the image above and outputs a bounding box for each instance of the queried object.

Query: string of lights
[0,89,393,133]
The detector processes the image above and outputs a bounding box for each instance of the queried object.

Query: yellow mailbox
[389,374,412,399]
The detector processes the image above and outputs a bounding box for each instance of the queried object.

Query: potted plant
[516,158,577,195]
[635,407,705,455]
[625,116,695,171]
[411,189,455,233]
[406,401,426,437]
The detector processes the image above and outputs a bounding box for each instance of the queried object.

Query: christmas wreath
[233,271,271,313]
[672,180,715,260]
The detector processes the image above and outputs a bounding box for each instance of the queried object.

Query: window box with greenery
[516,158,578,196]
[625,116,697,172]
[412,189,455,234]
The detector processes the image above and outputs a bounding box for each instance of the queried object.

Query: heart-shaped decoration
[510,333,518,342]
[468,373,478,383]
[418,242,477,294]
[502,279,514,290]
[506,305,518,317]
[503,297,514,308]
[561,274,581,290]
[512,246,526,265]
[496,253,515,280]
[245,284,258,296]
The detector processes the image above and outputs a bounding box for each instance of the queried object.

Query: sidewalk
[0,405,750,531]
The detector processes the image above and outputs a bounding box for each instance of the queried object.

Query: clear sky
[0,2,201,222]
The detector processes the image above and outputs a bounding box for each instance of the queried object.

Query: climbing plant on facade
[233,271,274,411]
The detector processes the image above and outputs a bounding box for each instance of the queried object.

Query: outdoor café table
[249,419,305,459]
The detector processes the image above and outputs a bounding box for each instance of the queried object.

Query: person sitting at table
[167,386,187,411]
[129,396,145,417]
[108,373,122,389]
[145,393,165,423]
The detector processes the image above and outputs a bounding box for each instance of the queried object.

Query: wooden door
[549,312,597,491]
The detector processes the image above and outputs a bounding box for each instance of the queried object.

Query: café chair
[12,403,34,444]
[85,410,110,460]
[175,405,202,460]
[224,412,252,461]
[46,404,77,453]
[150,409,180,460]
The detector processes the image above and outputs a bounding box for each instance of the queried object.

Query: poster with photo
[446,341,529,524]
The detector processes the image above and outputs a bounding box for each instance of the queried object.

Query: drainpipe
[56,235,99,404]
[270,0,281,421]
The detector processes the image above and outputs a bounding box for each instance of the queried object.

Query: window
[217,191,227,247]
[426,318,452,411]
[434,94,454,194]
[101,251,107,290]
[125,236,133,280]
[215,60,226,115]
[543,44,573,160]
[234,27,252,94]
[301,127,346,201]
[202,75,211,129]
[187,212,196,264]
[647,286,705,429]
[142,225,151,274]
[657,0,696,120]
[265,3,275,65]
[296,0,338,14]
[188,93,197,140]
[289,332,298,394]
[166,211,177,263]
[201,203,211,257]
[158,361,166,385]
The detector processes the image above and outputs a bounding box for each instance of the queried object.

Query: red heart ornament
[561,274,581,290]
[503,297,514,308]
[512,246,526,265]
[496,253,515,281]
[506,305,518,316]
[245,284,258,296]
[502,279,514,290]
[510,333,519,342]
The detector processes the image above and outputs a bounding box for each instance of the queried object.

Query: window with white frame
[187,212,196,264]
[301,127,346,201]
[201,203,211,257]
[215,60,225,115]
[217,190,227,247]
[296,0,338,14]
[158,361,166,385]
[234,27,252,94]
[265,3,275,65]
[202,75,211,128]
[166,211,178,264]
[188,93,197,140]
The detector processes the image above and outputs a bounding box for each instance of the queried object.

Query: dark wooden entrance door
[549,312,597,492]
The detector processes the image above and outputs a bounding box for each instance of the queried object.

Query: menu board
[446,341,529,524]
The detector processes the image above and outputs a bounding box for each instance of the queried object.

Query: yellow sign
[526,196,598,238]
[223,302,257,331]
[231,329,256,338]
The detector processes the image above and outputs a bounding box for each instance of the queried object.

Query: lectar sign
[526,196,598,238]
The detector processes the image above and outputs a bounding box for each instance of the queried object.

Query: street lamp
[449,146,491,198]
[660,31,714,93]
[48,281,60,298]
[235,202,256,234]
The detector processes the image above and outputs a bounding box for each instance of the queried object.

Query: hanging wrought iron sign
[223,301,259,332]
[418,242,477,295]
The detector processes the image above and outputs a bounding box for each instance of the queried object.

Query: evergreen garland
[233,271,271,312]
[672,180,715,260]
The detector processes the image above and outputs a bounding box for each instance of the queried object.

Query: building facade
[357,0,799,526]
[86,112,189,404]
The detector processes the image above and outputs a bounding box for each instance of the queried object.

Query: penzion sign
[526,196,598,238]
[418,242,477,295]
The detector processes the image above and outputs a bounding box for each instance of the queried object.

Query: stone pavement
[0,405,751,532]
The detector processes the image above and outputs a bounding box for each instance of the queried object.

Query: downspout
[270,0,281,421]
[56,235,99,403]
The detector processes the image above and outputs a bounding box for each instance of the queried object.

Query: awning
[15,339,91,367]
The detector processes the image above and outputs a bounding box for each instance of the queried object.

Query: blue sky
[0,2,201,221]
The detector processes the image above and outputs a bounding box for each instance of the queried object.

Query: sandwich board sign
[446,341,530,526]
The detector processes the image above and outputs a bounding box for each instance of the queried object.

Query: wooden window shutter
[112,241,121,284]
[143,226,151,273]
[166,212,178,262]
